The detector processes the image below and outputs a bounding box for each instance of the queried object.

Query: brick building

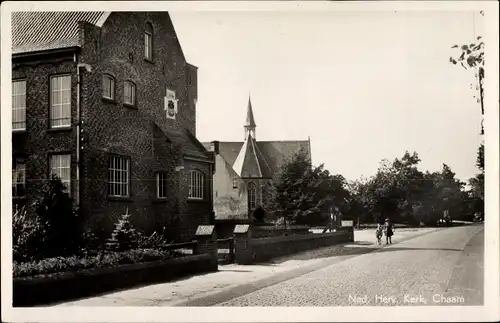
[11,11,214,241]
[203,97,311,220]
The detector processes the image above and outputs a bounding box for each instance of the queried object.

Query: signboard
[165,89,179,120]
[341,220,354,227]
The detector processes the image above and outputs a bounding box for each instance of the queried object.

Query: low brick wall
[248,230,353,264]
[215,219,251,239]
[13,253,214,307]
[252,225,311,238]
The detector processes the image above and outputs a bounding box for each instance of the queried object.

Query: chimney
[211,141,220,154]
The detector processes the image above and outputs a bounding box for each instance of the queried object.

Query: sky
[170,10,484,183]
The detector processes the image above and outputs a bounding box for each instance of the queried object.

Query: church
[203,97,312,220]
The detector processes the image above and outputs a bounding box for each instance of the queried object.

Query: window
[188,170,204,199]
[50,75,71,128]
[49,154,71,194]
[102,74,115,100]
[12,80,26,131]
[124,81,136,106]
[157,172,167,198]
[145,22,153,60]
[247,182,257,212]
[109,156,130,197]
[12,158,26,197]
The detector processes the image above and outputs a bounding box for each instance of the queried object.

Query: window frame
[145,22,153,61]
[156,172,167,199]
[247,182,258,212]
[102,74,116,101]
[123,81,136,107]
[49,153,72,195]
[49,74,72,129]
[108,155,130,198]
[12,157,26,198]
[12,79,27,131]
[187,170,204,200]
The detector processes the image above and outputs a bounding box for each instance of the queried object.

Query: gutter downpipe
[75,53,92,208]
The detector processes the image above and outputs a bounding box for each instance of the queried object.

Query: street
[213,224,484,306]
[55,224,483,307]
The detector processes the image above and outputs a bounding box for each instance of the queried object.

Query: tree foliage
[33,174,84,258]
[265,149,350,226]
[345,152,465,226]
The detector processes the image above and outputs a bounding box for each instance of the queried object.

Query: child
[375,223,383,245]
[384,218,394,244]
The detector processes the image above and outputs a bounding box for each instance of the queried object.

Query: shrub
[108,208,140,251]
[138,229,172,249]
[33,175,83,258]
[13,248,175,278]
[12,206,47,262]
[252,206,266,223]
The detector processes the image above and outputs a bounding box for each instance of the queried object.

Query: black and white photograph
[1,1,499,322]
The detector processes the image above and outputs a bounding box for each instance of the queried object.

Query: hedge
[13,248,179,278]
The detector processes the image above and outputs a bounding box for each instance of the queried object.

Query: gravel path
[217,224,483,306]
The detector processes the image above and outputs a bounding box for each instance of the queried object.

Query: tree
[450,33,485,133]
[476,143,484,172]
[33,174,83,258]
[265,149,350,226]
[346,179,370,228]
[359,151,426,224]
[450,24,485,221]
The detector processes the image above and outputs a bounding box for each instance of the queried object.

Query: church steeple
[244,95,256,139]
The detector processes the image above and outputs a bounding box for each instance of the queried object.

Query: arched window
[102,74,115,100]
[145,22,153,60]
[124,81,136,106]
[247,182,257,212]
[188,170,204,200]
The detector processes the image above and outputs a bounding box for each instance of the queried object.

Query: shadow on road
[256,240,464,266]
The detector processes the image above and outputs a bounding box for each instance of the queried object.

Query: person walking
[384,218,394,244]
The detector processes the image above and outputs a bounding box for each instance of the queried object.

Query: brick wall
[12,53,78,214]
[12,12,210,242]
[77,12,208,240]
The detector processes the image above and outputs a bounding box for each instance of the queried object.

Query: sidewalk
[53,227,442,307]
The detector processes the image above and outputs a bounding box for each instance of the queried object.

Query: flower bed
[13,248,180,278]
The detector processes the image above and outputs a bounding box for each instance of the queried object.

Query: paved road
[213,224,484,306]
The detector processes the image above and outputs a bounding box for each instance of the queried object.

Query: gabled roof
[232,133,273,178]
[204,139,311,176]
[12,11,109,54]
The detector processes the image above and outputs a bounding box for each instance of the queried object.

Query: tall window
[50,75,71,128]
[49,154,71,193]
[247,182,257,212]
[102,74,115,100]
[145,22,153,60]
[157,172,167,198]
[188,170,204,199]
[124,81,136,106]
[12,80,26,131]
[12,158,26,197]
[109,156,130,197]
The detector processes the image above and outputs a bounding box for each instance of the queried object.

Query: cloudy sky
[171,9,484,182]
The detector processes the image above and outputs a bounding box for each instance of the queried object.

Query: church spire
[244,95,256,139]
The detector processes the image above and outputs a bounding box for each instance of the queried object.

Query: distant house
[11,11,214,241]
[203,97,311,220]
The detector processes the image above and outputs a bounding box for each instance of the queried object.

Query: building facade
[203,98,311,220]
[11,11,214,241]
